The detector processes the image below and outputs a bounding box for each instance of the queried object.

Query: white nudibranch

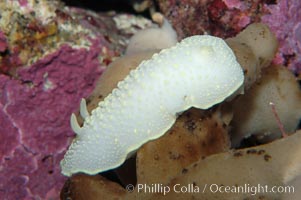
[60,35,244,176]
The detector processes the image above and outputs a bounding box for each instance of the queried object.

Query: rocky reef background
[0,0,300,199]
[155,0,301,73]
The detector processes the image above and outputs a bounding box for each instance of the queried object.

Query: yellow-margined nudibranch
[60,35,244,176]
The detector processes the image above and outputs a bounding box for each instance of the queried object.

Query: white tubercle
[70,113,82,135]
[60,35,244,176]
[80,98,90,119]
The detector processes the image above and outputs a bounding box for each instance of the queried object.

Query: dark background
[62,0,140,12]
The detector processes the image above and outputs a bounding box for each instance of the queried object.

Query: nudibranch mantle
[61,35,244,176]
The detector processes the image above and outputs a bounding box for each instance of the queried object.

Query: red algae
[262,0,301,74]
[222,0,247,10]
[0,106,20,162]
[157,0,301,74]
[157,0,267,39]
[0,38,104,199]
[19,0,28,7]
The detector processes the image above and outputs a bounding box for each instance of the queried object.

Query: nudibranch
[60,35,244,176]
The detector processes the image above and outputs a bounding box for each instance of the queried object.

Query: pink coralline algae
[157,0,301,75]
[262,0,301,74]
[156,0,267,39]
[0,40,104,199]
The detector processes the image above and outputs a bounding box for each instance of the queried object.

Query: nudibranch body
[61,35,244,176]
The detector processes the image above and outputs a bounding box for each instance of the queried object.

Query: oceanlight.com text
[126,183,295,196]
